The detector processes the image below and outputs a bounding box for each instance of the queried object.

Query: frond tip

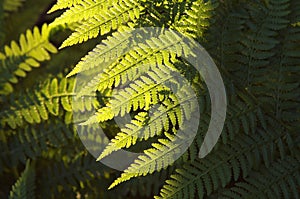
[219,154,300,199]
[0,24,57,95]
[9,160,35,199]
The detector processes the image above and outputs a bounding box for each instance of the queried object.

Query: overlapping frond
[234,0,290,88]
[0,77,98,129]
[1,78,73,128]
[48,0,82,13]
[40,154,108,198]
[221,90,267,143]
[0,121,74,171]
[109,123,198,189]
[155,121,294,199]
[256,1,300,127]
[0,24,57,95]
[9,160,35,199]
[66,28,134,77]
[50,0,144,48]
[98,80,198,159]
[219,154,300,199]
[174,0,219,39]
[50,0,117,25]
[73,29,189,98]
[1,0,299,198]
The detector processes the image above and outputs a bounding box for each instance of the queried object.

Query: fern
[174,0,219,39]
[0,77,99,129]
[1,0,299,198]
[218,154,300,199]
[0,121,75,171]
[39,154,107,197]
[72,29,188,97]
[155,121,293,199]
[66,28,134,77]
[9,160,35,199]
[221,89,267,143]
[0,24,57,95]
[48,0,82,13]
[98,79,198,160]
[109,114,200,189]
[50,0,144,48]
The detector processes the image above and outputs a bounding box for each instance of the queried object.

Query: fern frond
[0,77,98,129]
[255,5,300,127]
[67,28,133,77]
[50,0,116,24]
[48,0,82,13]
[116,168,172,198]
[98,80,198,159]
[174,0,219,39]
[221,90,267,143]
[103,65,176,114]
[155,122,293,199]
[0,121,75,171]
[238,0,289,88]
[58,0,143,48]
[109,124,198,189]
[0,24,57,95]
[219,154,300,199]
[74,29,187,97]
[9,160,35,199]
[1,78,72,128]
[40,154,108,197]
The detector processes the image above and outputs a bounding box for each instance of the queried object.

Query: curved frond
[109,124,197,189]
[174,0,219,39]
[48,0,82,13]
[0,24,57,95]
[9,160,35,199]
[219,154,300,199]
[155,122,293,199]
[74,29,187,97]
[0,121,75,171]
[67,28,133,77]
[0,77,98,129]
[57,0,143,48]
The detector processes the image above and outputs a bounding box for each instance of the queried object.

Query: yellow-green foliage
[0,0,299,198]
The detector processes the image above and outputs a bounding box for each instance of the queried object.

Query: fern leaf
[174,0,219,39]
[155,122,293,199]
[40,154,108,197]
[106,82,198,188]
[58,0,143,48]
[98,81,198,159]
[103,66,176,114]
[221,90,267,143]
[0,121,75,171]
[0,77,98,129]
[9,160,35,199]
[0,24,57,95]
[48,0,82,13]
[67,28,133,77]
[74,30,186,97]
[219,154,300,199]
[50,0,117,24]
[109,124,198,189]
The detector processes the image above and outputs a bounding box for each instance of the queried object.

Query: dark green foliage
[9,160,35,199]
[0,0,299,198]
